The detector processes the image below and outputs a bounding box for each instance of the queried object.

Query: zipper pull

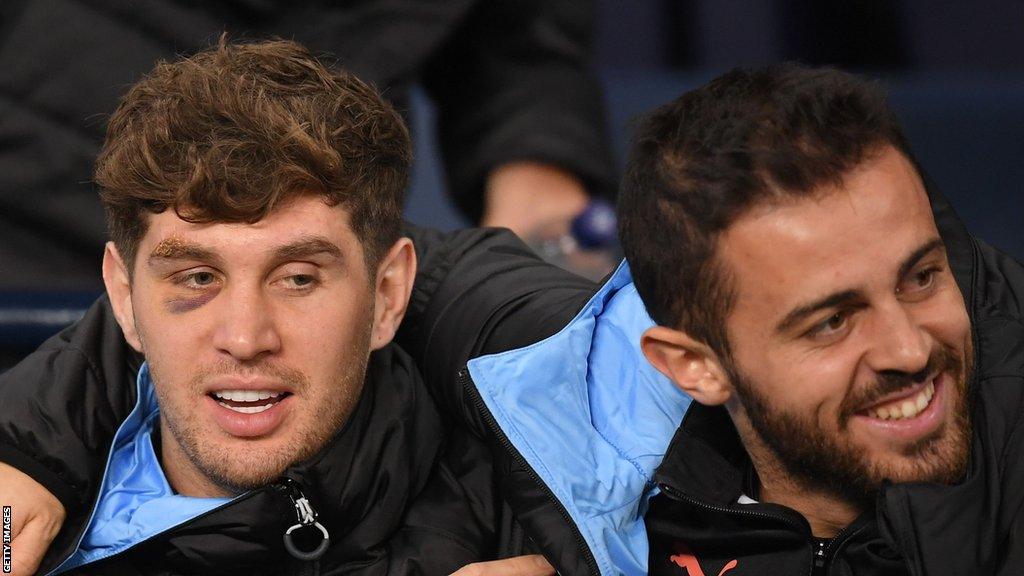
[280,479,330,561]
[812,539,828,575]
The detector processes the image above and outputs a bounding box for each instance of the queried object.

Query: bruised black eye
[174,270,220,290]
[191,272,216,286]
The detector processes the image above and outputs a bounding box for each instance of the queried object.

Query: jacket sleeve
[0,295,142,565]
[384,426,499,574]
[396,224,598,430]
[419,0,617,222]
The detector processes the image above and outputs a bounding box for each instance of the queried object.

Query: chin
[190,437,302,490]
[857,434,968,493]
[201,453,292,493]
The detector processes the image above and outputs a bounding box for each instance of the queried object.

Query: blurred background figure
[2,0,1023,367]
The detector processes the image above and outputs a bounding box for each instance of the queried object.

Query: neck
[756,472,861,538]
[159,420,235,498]
[732,410,862,537]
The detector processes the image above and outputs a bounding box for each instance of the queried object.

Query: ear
[369,237,416,351]
[102,242,143,353]
[641,326,733,406]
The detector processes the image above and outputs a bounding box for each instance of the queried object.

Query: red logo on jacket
[670,542,738,576]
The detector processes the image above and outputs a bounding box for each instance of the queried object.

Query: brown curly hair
[95,36,411,274]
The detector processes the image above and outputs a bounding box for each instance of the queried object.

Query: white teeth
[217,401,275,414]
[213,390,281,402]
[868,381,936,421]
[915,393,929,412]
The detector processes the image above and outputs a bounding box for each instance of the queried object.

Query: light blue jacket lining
[467,262,692,575]
[50,364,232,574]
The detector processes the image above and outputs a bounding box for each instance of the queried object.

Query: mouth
[851,372,950,443]
[204,387,295,438]
[863,380,936,421]
[209,390,292,414]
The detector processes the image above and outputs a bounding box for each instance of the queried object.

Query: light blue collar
[467,261,692,575]
[51,363,233,574]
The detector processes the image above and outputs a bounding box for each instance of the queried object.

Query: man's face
[115,196,378,496]
[717,146,972,503]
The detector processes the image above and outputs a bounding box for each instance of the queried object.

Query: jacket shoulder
[973,238,1024,321]
[0,295,141,571]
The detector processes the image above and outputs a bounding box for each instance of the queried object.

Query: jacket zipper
[812,523,867,576]
[55,476,326,574]
[812,539,828,575]
[277,476,330,565]
[460,368,602,576]
[659,483,830,576]
[50,490,256,574]
[658,482,808,532]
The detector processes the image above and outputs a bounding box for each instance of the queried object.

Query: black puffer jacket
[4,182,1024,575]
[0,223,584,574]
[391,184,1024,575]
[0,296,499,574]
[0,0,615,288]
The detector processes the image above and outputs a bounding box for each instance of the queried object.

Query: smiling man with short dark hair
[630,76,978,513]
[618,66,1016,575]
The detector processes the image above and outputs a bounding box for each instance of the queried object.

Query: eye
[913,268,937,289]
[807,311,849,340]
[279,273,320,291]
[175,269,220,290]
[898,266,942,298]
[190,271,217,286]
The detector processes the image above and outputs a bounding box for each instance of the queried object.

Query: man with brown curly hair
[0,38,557,575]
[94,37,416,502]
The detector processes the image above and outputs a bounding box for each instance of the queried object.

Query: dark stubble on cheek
[156,348,368,495]
[732,341,973,507]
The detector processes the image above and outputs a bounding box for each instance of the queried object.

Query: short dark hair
[619,64,914,358]
[95,37,411,273]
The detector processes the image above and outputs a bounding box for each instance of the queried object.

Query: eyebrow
[148,237,223,267]
[146,236,343,269]
[773,237,946,335]
[271,237,343,263]
[775,289,863,335]
[896,238,945,282]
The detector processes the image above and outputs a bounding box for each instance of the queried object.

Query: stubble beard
[151,337,370,495]
[730,341,973,508]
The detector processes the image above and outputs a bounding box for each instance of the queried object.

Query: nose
[211,285,282,361]
[864,301,932,375]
